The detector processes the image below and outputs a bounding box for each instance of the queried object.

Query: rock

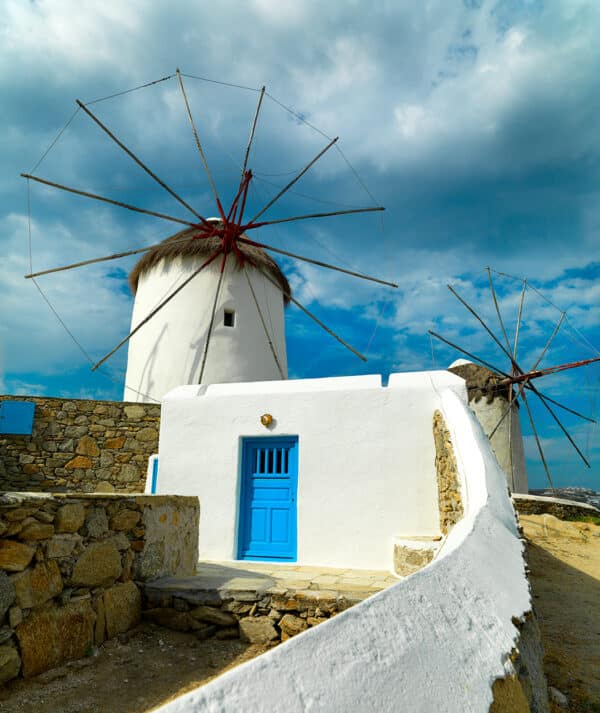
[143,608,197,632]
[95,481,116,493]
[124,405,146,420]
[119,550,134,583]
[18,520,55,541]
[103,582,141,639]
[34,510,55,524]
[0,572,16,619]
[393,545,435,577]
[105,437,126,450]
[307,616,329,627]
[12,560,63,609]
[0,626,13,645]
[56,504,86,533]
[116,464,139,483]
[76,436,99,457]
[109,510,141,531]
[0,540,36,571]
[71,541,122,587]
[189,605,237,626]
[0,520,7,537]
[45,534,81,559]
[84,508,109,538]
[279,613,308,638]
[549,687,568,709]
[106,533,130,551]
[0,645,21,684]
[15,599,95,677]
[8,607,23,628]
[239,616,279,644]
[136,427,158,442]
[65,455,93,469]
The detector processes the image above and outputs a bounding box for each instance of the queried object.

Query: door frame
[236,435,298,562]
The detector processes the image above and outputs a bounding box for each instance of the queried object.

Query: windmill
[21,70,397,401]
[429,267,600,491]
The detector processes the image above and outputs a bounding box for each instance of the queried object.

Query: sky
[1,0,599,491]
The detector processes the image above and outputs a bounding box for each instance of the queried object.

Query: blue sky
[1,0,599,491]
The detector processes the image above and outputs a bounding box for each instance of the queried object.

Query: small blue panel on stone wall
[0,401,35,435]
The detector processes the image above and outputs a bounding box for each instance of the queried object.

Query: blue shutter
[0,401,35,435]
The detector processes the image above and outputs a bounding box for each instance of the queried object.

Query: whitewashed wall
[154,388,537,713]
[156,371,466,570]
[124,256,287,403]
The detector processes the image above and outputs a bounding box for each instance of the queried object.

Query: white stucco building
[124,224,289,403]
[154,370,467,572]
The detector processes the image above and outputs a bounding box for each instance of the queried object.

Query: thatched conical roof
[128,224,290,302]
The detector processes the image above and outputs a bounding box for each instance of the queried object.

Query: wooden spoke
[238,237,398,288]
[249,136,339,223]
[530,312,565,372]
[521,389,555,489]
[528,382,591,468]
[486,267,512,355]
[24,230,212,280]
[427,330,512,379]
[241,85,265,181]
[513,278,527,362]
[198,253,228,383]
[92,247,222,371]
[246,206,385,230]
[76,99,211,227]
[524,386,596,423]
[244,265,285,380]
[258,266,367,362]
[175,69,224,219]
[448,285,522,374]
[21,173,194,233]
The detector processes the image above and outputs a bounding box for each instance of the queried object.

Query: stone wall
[142,580,359,645]
[0,396,160,493]
[0,492,198,682]
[513,494,600,520]
[433,409,464,535]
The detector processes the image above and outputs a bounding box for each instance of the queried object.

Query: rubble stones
[0,572,16,619]
[12,560,63,609]
[190,605,237,626]
[71,541,122,587]
[18,520,55,541]
[279,613,308,639]
[239,616,279,644]
[84,508,109,538]
[103,582,141,639]
[110,509,140,531]
[0,540,35,571]
[15,599,95,677]
[0,645,21,684]
[56,504,86,532]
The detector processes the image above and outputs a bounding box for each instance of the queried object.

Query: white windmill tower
[123,221,290,403]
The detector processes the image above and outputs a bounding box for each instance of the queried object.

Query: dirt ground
[520,513,600,713]
[0,625,270,713]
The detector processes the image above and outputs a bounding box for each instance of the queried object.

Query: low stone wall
[513,494,600,520]
[0,492,198,682]
[0,396,160,493]
[142,582,361,645]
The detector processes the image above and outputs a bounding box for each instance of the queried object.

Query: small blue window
[0,401,35,435]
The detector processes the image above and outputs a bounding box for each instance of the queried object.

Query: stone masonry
[0,396,160,493]
[433,409,464,535]
[0,492,198,682]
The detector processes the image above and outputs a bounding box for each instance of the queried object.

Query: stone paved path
[145,561,398,606]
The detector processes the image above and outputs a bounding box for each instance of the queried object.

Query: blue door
[238,436,298,561]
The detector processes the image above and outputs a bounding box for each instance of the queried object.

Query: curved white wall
[124,255,287,403]
[155,387,537,713]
